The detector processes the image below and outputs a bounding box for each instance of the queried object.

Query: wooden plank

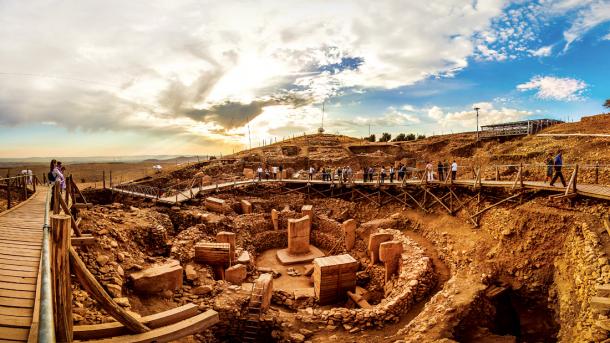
[0,326,29,341]
[0,297,34,308]
[0,264,37,272]
[71,236,97,247]
[590,296,610,311]
[0,288,35,300]
[0,313,31,328]
[0,268,38,278]
[0,275,37,285]
[73,304,199,340]
[51,214,72,342]
[0,240,41,249]
[0,306,32,317]
[0,254,39,263]
[596,284,610,297]
[0,243,40,252]
[0,282,36,292]
[69,247,150,334]
[0,248,39,258]
[75,310,219,343]
[26,257,42,343]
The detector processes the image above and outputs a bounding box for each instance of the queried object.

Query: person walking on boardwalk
[444,160,450,180]
[398,163,405,181]
[279,163,284,180]
[451,160,458,180]
[437,160,444,181]
[545,156,554,183]
[48,159,57,185]
[265,168,270,180]
[425,161,434,182]
[549,150,567,187]
[272,165,278,179]
[308,166,315,180]
[54,161,66,190]
[380,166,386,183]
[368,166,375,183]
[389,165,395,183]
[257,165,263,181]
[363,166,368,182]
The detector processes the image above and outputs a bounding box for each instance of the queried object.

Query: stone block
[254,273,274,311]
[240,199,253,214]
[367,232,393,264]
[237,250,251,265]
[271,209,279,230]
[216,231,236,260]
[313,254,358,305]
[301,205,313,220]
[342,219,357,250]
[293,287,315,300]
[205,197,227,213]
[194,242,231,265]
[225,264,247,285]
[379,240,403,282]
[184,263,198,282]
[131,260,183,294]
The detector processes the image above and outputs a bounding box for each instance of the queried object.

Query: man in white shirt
[451,160,458,180]
[308,166,314,180]
[257,166,263,181]
[272,166,278,179]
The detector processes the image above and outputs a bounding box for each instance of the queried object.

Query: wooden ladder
[241,286,264,343]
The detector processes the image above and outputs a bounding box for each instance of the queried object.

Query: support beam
[69,247,150,334]
[422,187,452,214]
[470,192,522,220]
[51,214,73,342]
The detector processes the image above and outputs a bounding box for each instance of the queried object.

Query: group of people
[318,166,353,182]
[363,164,405,183]
[425,160,458,182]
[48,159,66,190]
[545,150,567,187]
[256,164,284,181]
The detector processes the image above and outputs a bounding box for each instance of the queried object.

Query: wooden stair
[241,285,264,343]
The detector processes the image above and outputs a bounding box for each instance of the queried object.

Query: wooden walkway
[0,190,47,342]
[110,177,610,205]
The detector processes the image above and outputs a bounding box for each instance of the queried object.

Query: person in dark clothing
[363,167,368,182]
[398,164,405,181]
[545,156,554,183]
[549,150,566,187]
[279,164,284,180]
[437,161,444,181]
[389,166,395,183]
[380,166,386,183]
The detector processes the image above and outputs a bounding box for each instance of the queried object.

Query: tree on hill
[392,133,406,141]
[417,134,426,140]
[379,132,392,142]
[365,134,376,142]
[604,99,610,109]
[406,133,416,141]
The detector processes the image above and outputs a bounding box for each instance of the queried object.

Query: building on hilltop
[480,119,563,139]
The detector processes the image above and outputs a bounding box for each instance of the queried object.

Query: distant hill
[0,155,208,166]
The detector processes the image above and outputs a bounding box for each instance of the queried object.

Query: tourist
[279,163,284,180]
[545,156,554,183]
[54,161,66,190]
[443,160,450,180]
[426,161,434,182]
[265,168,270,180]
[369,166,375,183]
[337,167,342,183]
[363,166,368,182]
[272,165,278,179]
[257,165,263,181]
[389,165,395,183]
[398,163,405,181]
[47,159,57,185]
[451,160,458,180]
[550,150,567,187]
[346,166,353,183]
[437,160,444,181]
[380,166,386,183]
[308,166,315,180]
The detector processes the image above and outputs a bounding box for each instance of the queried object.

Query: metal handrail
[38,184,55,342]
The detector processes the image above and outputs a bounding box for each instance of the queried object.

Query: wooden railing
[1,174,38,210]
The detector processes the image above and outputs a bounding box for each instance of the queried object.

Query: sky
[1,0,609,158]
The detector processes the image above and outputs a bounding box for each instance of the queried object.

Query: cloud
[426,102,532,130]
[516,76,587,101]
[530,45,553,57]
[604,32,610,40]
[0,0,511,147]
[562,1,610,50]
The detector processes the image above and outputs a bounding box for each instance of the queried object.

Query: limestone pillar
[271,209,279,230]
[379,240,403,282]
[216,231,236,260]
[367,232,393,264]
[288,216,311,255]
[342,219,356,250]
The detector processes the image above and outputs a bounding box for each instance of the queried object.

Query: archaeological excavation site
[2,115,609,343]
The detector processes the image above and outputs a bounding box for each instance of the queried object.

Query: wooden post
[495,166,499,181]
[69,247,150,333]
[65,175,71,206]
[109,171,112,188]
[22,175,28,200]
[102,171,106,189]
[51,214,73,342]
[595,162,599,184]
[519,163,524,188]
[53,183,61,215]
[6,176,11,209]
[43,172,47,184]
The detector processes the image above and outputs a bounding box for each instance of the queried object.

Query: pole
[474,107,480,141]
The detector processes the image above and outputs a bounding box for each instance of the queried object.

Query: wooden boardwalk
[110,177,610,205]
[0,190,47,342]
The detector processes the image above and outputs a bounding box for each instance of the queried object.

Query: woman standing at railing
[53,161,66,191]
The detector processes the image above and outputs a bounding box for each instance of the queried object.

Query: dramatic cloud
[561,0,610,50]
[516,76,587,101]
[424,102,532,133]
[530,45,553,57]
[0,0,510,147]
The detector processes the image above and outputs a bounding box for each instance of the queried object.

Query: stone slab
[287,216,311,255]
[240,199,252,214]
[131,260,183,294]
[276,245,325,265]
[368,232,393,264]
[205,197,227,213]
[225,264,247,285]
[342,219,357,250]
[271,209,279,230]
[293,287,315,300]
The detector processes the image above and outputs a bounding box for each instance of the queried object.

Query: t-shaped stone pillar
[301,205,313,220]
[271,209,279,230]
[216,231,236,260]
[288,216,311,255]
[367,232,393,264]
[379,240,403,282]
[276,215,324,265]
[342,219,356,250]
